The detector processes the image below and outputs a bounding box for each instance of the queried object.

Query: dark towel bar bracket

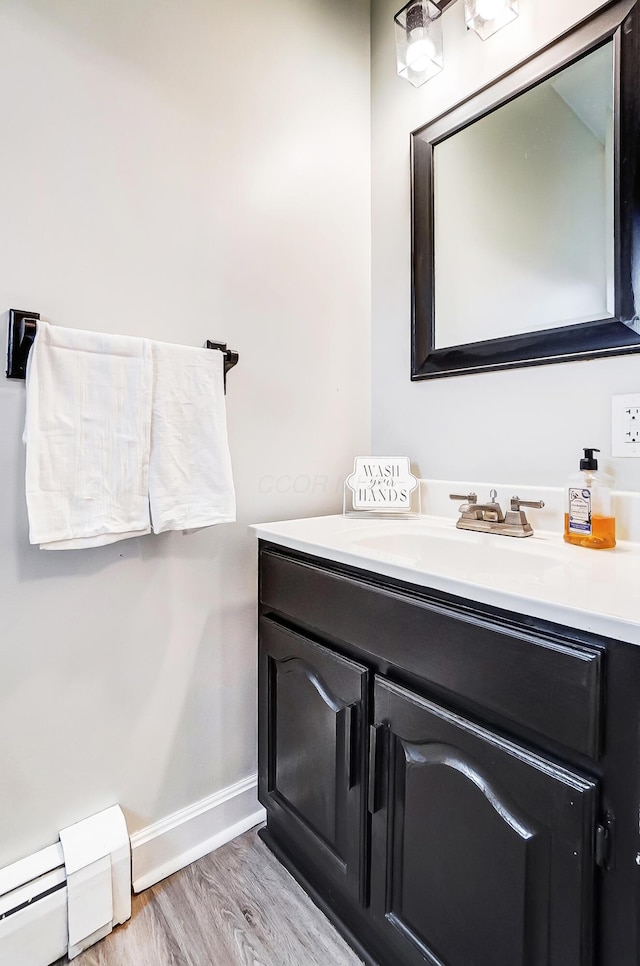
[206,340,240,392]
[6,309,38,380]
[6,309,239,392]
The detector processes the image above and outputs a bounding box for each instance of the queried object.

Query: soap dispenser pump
[564,448,616,549]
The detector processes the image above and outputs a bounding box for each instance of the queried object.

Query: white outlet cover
[612,392,640,457]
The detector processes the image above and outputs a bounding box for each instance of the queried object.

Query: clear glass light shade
[395,1,443,88]
[464,0,519,40]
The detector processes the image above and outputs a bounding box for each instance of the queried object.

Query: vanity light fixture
[464,0,519,40]
[394,1,444,88]
[395,0,519,87]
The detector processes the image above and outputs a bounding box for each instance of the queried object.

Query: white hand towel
[24,320,152,549]
[149,341,236,533]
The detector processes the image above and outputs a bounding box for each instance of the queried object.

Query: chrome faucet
[449,490,545,538]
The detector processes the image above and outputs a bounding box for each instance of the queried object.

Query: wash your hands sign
[346,457,418,511]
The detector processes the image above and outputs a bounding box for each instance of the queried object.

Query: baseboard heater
[0,805,131,966]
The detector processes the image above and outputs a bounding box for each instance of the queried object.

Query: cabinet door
[369,678,597,966]
[258,617,368,902]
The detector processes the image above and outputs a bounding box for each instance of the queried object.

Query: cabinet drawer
[260,548,603,758]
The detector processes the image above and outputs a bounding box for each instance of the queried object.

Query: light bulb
[476,0,508,20]
[406,36,436,72]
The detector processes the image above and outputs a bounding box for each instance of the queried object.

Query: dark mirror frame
[411,0,640,380]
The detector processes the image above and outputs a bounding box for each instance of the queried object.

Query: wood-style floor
[54,829,363,966]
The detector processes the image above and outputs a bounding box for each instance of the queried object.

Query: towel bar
[5,309,239,392]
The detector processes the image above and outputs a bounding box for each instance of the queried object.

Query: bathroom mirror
[411,0,640,379]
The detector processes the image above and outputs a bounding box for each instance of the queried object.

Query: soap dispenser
[564,448,616,549]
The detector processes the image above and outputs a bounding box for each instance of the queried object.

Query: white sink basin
[344,528,562,579]
[332,521,565,584]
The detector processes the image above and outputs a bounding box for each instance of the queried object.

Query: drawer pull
[344,703,358,790]
[368,724,385,814]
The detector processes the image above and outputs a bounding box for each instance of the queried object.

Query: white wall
[371,0,640,492]
[0,0,370,869]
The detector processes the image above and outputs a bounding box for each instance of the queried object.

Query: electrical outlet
[612,393,640,457]
[627,407,640,443]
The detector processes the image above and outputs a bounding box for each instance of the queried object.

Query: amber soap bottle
[564,448,616,549]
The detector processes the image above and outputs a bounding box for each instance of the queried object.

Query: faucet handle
[450,492,477,503]
[510,496,545,511]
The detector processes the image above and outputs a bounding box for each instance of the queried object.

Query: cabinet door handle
[368,724,385,814]
[343,703,357,790]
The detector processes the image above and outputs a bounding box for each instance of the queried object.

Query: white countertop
[252,513,640,646]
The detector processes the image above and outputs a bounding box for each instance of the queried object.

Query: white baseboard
[130,775,266,893]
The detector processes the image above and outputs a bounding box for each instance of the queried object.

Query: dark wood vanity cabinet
[257,543,640,966]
